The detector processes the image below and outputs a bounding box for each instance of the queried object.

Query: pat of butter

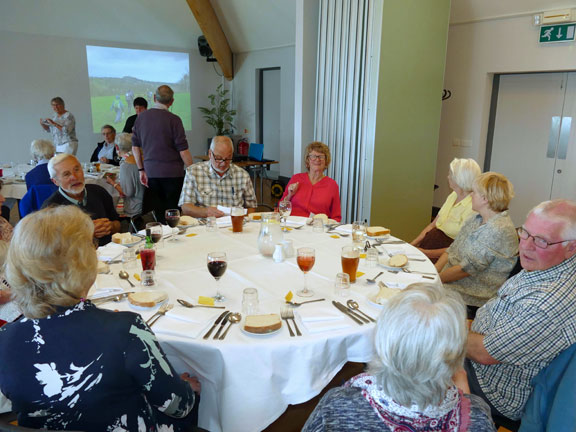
[133,273,141,281]
[359,253,366,259]
[198,296,215,306]
[285,291,293,302]
[330,235,340,239]
[186,233,197,237]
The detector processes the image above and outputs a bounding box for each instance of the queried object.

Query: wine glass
[296,247,316,297]
[146,222,163,247]
[165,209,180,242]
[278,200,292,232]
[207,251,228,302]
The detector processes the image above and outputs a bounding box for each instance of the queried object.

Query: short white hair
[210,136,234,153]
[47,153,77,179]
[368,283,467,409]
[30,139,55,161]
[115,133,133,153]
[449,158,481,192]
[530,199,576,240]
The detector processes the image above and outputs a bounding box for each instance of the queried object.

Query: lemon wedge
[198,296,215,306]
[133,273,141,282]
[285,291,293,302]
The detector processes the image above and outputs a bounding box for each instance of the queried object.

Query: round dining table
[93,217,439,432]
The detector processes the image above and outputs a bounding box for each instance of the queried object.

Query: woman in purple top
[280,141,342,222]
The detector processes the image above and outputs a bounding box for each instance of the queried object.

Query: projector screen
[86,45,191,133]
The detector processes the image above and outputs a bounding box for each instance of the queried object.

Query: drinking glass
[242,287,259,315]
[165,209,181,228]
[206,216,218,232]
[352,221,367,245]
[231,206,244,233]
[122,248,137,271]
[140,247,156,271]
[341,245,360,283]
[296,247,316,297]
[366,248,379,268]
[278,200,292,231]
[207,251,228,302]
[146,222,163,246]
[334,272,351,297]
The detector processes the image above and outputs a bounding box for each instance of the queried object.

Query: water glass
[282,239,294,258]
[352,221,367,244]
[312,218,324,233]
[206,216,218,232]
[242,287,259,315]
[366,248,379,268]
[334,272,351,297]
[141,270,157,287]
[122,248,137,271]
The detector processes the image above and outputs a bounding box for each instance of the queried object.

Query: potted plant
[198,84,237,136]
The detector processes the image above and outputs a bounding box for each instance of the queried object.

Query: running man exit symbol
[539,24,576,43]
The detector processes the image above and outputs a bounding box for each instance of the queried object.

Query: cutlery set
[146,303,173,327]
[203,311,241,340]
[280,307,302,337]
[332,301,375,325]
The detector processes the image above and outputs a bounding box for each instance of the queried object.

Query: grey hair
[529,199,576,239]
[115,133,133,153]
[210,136,234,153]
[30,139,55,161]
[449,158,481,192]
[50,97,65,106]
[47,153,76,179]
[5,206,97,319]
[155,85,174,105]
[368,283,467,409]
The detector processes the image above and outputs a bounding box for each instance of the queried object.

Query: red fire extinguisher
[238,138,249,156]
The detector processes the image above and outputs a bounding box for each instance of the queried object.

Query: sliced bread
[128,291,167,308]
[244,314,282,334]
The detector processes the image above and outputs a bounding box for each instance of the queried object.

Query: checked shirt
[470,253,576,419]
[178,161,257,209]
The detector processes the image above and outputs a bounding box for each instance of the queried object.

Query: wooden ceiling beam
[186,0,234,80]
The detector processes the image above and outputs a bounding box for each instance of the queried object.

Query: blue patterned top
[0,301,196,431]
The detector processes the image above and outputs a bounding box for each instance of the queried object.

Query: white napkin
[334,224,353,234]
[137,225,178,238]
[384,273,430,289]
[285,217,305,228]
[301,319,353,334]
[217,205,247,216]
[377,245,421,259]
[166,305,222,324]
[97,243,125,261]
[216,216,232,227]
[152,318,210,339]
[296,303,346,322]
[89,274,125,298]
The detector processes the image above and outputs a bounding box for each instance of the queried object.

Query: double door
[488,72,576,225]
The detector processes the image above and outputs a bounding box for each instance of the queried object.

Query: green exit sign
[539,24,576,43]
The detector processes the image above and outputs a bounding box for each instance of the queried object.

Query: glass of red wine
[165,209,180,241]
[296,247,316,297]
[207,251,228,302]
[146,222,163,248]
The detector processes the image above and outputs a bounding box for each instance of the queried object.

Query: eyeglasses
[211,153,233,163]
[308,155,326,161]
[517,226,574,249]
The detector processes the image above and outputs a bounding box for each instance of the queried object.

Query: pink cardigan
[281,173,341,222]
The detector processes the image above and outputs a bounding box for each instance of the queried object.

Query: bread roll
[128,291,167,308]
[179,215,199,226]
[367,226,390,237]
[388,254,408,267]
[244,314,282,334]
[112,232,134,244]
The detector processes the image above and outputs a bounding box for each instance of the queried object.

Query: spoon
[118,270,135,287]
[177,299,226,309]
[366,271,384,284]
[286,298,326,307]
[220,312,241,340]
[346,300,375,322]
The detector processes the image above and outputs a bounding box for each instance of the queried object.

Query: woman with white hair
[24,139,55,189]
[0,206,201,431]
[411,158,481,263]
[303,284,495,432]
[105,132,144,216]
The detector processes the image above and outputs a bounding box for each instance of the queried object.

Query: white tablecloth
[93,221,439,432]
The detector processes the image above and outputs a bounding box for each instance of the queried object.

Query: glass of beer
[341,245,360,283]
[296,247,316,297]
[231,207,244,233]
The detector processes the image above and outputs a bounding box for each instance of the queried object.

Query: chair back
[18,184,58,218]
[130,210,157,233]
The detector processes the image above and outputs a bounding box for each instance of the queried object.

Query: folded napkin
[301,319,353,334]
[285,217,306,228]
[376,245,422,259]
[152,317,210,339]
[334,224,353,234]
[89,274,125,298]
[215,216,232,227]
[217,205,247,216]
[296,302,346,322]
[384,273,432,289]
[166,305,221,324]
[137,225,178,238]
[97,243,125,261]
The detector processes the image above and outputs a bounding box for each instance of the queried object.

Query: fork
[286,308,302,336]
[280,307,295,337]
[146,304,173,327]
[401,267,436,279]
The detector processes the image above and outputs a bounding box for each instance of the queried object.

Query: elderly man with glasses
[179,136,257,218]
[464,199,576,425]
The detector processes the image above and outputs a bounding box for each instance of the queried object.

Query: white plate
[241,323,282,337]
[367,234,391,240]
[378,257,407,271]
[120,236,144,248]
[367,295,386,308]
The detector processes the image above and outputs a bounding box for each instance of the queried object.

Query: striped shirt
[178,161,257,209]
[470,253,576,419]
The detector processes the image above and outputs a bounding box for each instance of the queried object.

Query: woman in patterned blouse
[0,206,201,431]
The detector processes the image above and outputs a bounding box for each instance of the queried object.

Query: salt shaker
[273,243,285,263]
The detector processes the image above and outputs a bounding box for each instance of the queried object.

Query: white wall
[435,15,576,206]
[233,46,295,178]
[0,30,221,163]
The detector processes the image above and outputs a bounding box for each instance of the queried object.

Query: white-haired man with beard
[178,136,257,218]
[42,154,120,245]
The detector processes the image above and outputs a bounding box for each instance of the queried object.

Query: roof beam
[186,0,233,80]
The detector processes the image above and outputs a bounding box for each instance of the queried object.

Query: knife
[203,310,229,339]
[332,301,363,325]
[335,301,370,323]
[213,312,231,339]
[90,292,133,305]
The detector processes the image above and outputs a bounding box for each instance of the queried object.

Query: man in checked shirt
[179,136,257,218]
[464,199,576,423]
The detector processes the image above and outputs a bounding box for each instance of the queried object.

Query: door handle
[547,116,561,158]
[558,116,571,160]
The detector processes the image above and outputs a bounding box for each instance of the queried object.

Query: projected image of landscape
[86,46,191,132]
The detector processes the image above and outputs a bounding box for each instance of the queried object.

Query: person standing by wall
[39,97,78,155]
